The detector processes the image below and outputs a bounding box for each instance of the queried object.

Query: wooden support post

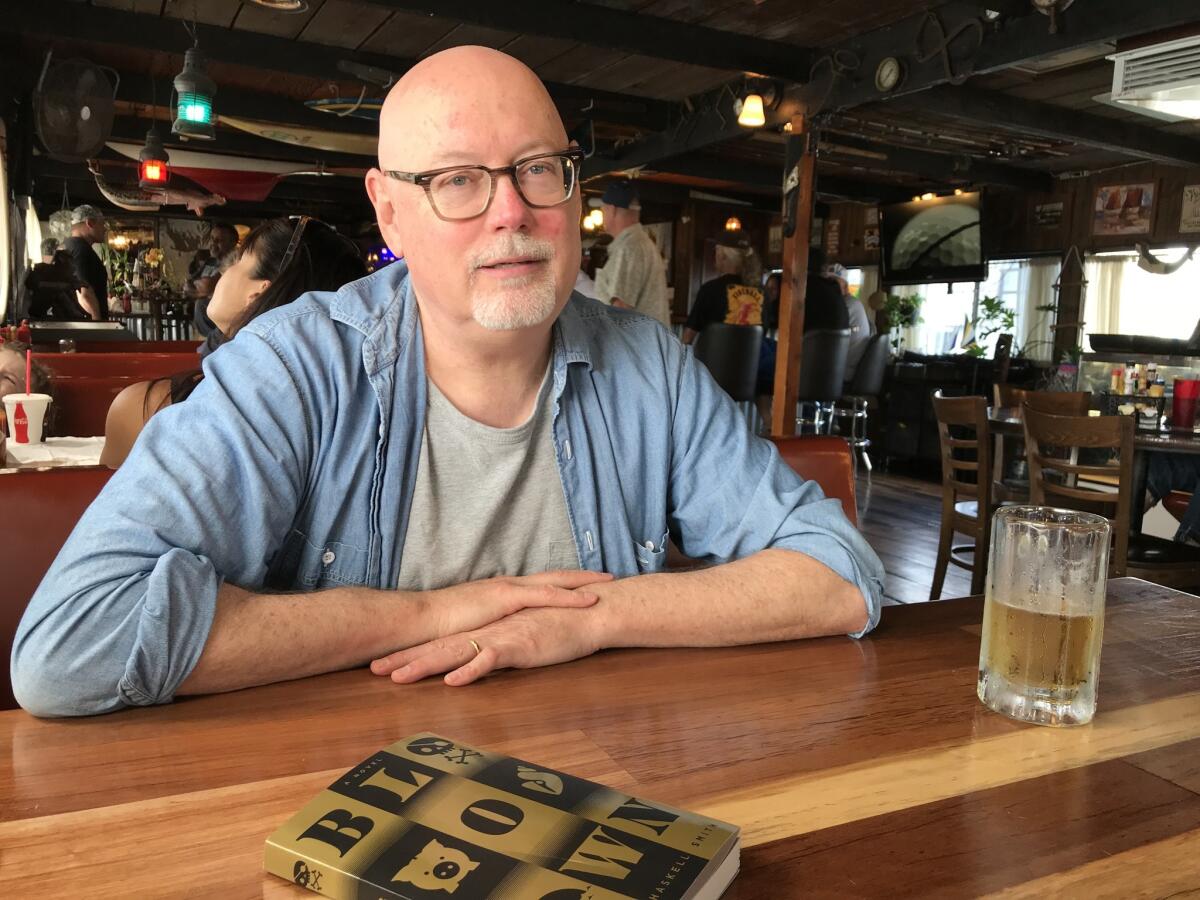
[770,112,816,436]
[1053,246,1085,362]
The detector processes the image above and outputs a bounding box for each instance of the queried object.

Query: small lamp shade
[725,216,742,232]
[172,47,217,140]
[737,93,766,128]
[138,129,170,190]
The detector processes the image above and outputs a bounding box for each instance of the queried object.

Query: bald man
[14,48,883,717]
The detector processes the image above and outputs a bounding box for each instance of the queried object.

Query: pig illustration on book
[393,838,479,893]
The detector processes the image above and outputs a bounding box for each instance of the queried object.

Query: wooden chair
[992,385,1091,415]
[0,467,114,709]
[1023,408,1200,589]
[930,391,995,600]
[992,387,1091,501]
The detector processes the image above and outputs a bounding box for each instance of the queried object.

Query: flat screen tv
[879,191,985,285]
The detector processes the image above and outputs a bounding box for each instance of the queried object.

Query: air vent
[1110,35,1200,121]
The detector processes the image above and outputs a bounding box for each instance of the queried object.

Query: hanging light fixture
[138,128,171,189]
[737,93,766,128]
[172,46,217,140]
[725,216,742,232]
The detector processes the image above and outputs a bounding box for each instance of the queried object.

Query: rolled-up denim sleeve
[11,332,310,716]
[666,342,885,637]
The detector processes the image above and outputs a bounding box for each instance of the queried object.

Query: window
[1082,248,1200,348]
[895,257,1060,359]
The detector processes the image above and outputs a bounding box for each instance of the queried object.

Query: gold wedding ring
[469,639,482,657]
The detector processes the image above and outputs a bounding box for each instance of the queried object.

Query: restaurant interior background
[3,2,1200,554]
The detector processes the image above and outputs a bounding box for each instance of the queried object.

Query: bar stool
[694,324,763,431]
[796,328,849,434]
[834,333,889,473]
[930,390,996,600]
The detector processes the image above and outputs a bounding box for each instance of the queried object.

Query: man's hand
[374,570,611,665]
[371,605,600,686]
[610,298,632,309]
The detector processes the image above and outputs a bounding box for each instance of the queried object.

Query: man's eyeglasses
[380,149,584,222]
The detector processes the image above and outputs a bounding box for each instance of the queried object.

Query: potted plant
[881,292,923,354]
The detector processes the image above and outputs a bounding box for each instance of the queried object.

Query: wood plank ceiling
[12,0,1200,219]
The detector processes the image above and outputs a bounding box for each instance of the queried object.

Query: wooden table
[3,578,1199,898]
[991,406,1200,531]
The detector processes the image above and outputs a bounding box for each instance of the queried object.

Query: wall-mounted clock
[875,57,905,93]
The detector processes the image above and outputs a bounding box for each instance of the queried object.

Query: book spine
[265,837,399,899]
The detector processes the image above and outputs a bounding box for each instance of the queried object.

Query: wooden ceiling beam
[647,153,917,203]
[818,0,1200,111]
[820,134,1055,193]
[5,1,674,132]
[354,0,815,83]
[915,85,1200,168]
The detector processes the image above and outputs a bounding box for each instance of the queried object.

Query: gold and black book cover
[265,733,740,900]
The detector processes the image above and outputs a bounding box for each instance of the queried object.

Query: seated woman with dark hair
[102,217,367,468]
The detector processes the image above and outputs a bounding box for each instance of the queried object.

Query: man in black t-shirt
[683,242,763,344]
[63,204,110,320]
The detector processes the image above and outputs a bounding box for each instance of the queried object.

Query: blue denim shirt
[12,261,884,717]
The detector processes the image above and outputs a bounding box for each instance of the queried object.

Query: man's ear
[365,169,404,259]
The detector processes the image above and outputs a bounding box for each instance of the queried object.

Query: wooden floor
[856,468,974,606]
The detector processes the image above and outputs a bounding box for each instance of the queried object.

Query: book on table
[264,732,740,899]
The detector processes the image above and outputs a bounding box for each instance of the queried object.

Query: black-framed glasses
[381,149,584,221]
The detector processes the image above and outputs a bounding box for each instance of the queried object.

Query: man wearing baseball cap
[594,180,671,327]
[64,204,110,321]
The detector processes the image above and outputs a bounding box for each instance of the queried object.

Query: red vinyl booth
[768,435,858,526]
[0,467,114,710]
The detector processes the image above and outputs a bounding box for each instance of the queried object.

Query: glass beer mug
[977,507,1110,726]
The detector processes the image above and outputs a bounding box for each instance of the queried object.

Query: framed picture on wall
[1180,184,1200,234]
[1092,182,1155,236]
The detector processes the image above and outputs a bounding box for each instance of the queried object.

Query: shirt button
[321,550,336,565]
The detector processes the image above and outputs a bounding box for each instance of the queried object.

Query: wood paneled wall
[671,199,779,321]
[820,164,1200,272]
[987,162,1200,257]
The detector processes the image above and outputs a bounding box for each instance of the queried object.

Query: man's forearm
[178,570,611,696]
[592,548,869,649]
[177,583,433,695]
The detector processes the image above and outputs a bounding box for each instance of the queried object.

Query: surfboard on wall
[107,141,309,174]
[218,116,377,157]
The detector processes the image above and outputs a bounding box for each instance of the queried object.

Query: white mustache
[469,234,555,270]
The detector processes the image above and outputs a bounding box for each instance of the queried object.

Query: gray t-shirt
[396,366,579,591]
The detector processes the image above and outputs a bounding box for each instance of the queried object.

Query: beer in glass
[977,506,1110,726]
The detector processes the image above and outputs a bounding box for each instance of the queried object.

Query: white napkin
[5,436,106,468]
